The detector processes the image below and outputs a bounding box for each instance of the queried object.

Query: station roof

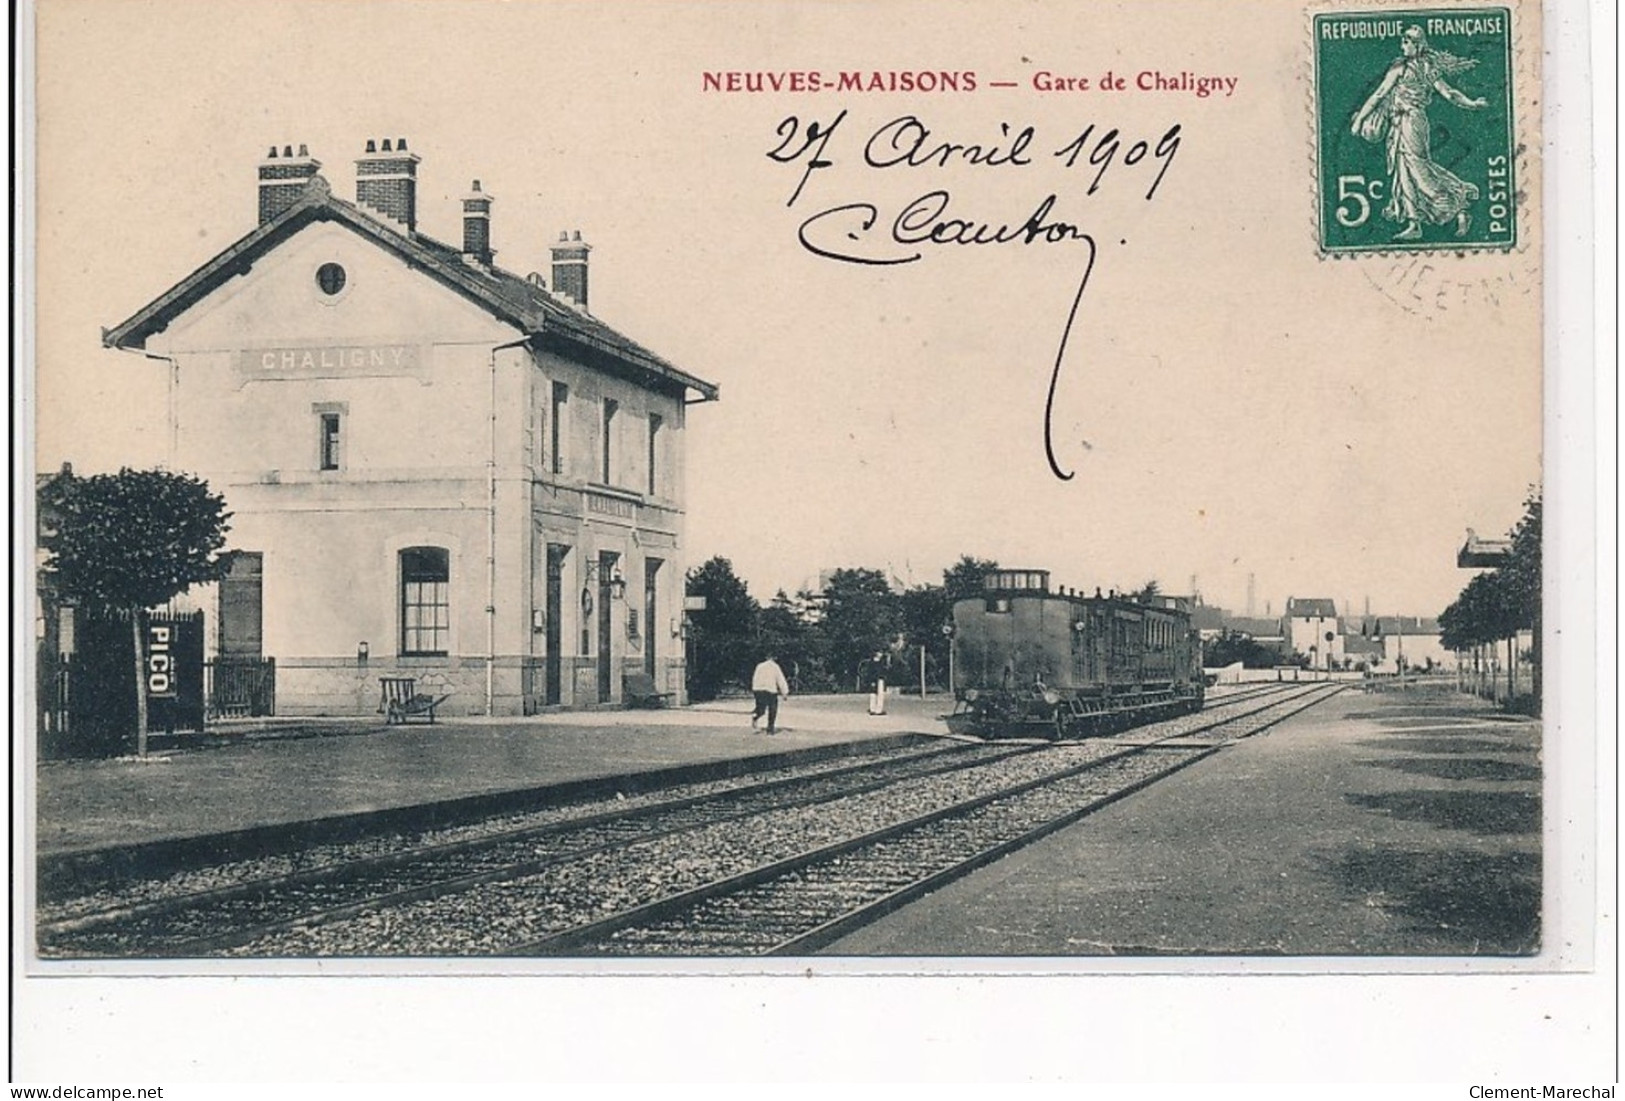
[102,176,720,403]
[1369,616,1441,637]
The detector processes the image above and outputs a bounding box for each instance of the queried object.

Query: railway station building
[104,140,718,716]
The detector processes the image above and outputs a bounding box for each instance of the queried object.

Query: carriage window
[986,597,1011,613]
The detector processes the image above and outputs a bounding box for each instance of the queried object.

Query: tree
[898,584,952,690]
[1503,489,1542,704]
[1439,490,1541,709]
[38,467,233,756]
[758,589,830,692]
[1202,631,1284,669]
[943,556,1000,604]
[1131,579,1162,602]
[684,556,759,701]
[1502,489,1541,629]
[818,567,901,691]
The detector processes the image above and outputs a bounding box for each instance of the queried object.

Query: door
[218,552,263,657]
[597,551,617,703]
[545,544,567,705]
[643,558,662,680]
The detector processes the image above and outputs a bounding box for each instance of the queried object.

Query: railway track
[38,738,1016,954]
[532,684,1342,956]
[38,682,1338,959]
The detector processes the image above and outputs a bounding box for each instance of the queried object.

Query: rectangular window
[601,398,619,484]
[550,381,569,475]
[647,413,662,496]
[318,412,342,470]
[400,546,450,656]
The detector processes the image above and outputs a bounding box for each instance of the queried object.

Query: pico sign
[146,623,177,698]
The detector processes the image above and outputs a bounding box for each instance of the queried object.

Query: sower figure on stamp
[1351,25,1488,241]
[751,653,790,734]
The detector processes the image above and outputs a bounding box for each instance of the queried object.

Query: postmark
[1314,8,1516,254]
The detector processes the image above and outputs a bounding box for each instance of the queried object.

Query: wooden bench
[378,676,451,725]
[622,671,674,709]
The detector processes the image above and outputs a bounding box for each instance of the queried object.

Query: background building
[105,140,718,715]
[1367,616,1455,673]
[1283,596,1343,669]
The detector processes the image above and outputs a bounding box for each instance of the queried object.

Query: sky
[30,0,1544,620]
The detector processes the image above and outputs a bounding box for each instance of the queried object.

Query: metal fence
[205,657,277,718]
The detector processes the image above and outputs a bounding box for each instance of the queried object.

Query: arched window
[400,547,450,656]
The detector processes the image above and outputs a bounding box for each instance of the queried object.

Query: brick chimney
[462,180,493,264]
[550,230,591,310]
[258,144,321,224]
[355,137,419,231]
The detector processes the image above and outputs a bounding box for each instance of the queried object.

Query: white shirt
[751,659,790,696]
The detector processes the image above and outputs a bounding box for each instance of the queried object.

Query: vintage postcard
[14,0,1606,1083]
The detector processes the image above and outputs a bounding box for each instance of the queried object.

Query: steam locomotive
[950,569,1204,738]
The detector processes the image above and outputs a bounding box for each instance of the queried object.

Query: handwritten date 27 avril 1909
[768,111,1182,481]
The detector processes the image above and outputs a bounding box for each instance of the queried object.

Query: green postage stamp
[1314,8,1516,253]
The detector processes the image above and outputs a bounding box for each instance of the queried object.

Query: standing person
[1350,25,1488,241]
[751,653,790,734]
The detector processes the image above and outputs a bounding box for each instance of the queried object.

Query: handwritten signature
[769,112,1181,481]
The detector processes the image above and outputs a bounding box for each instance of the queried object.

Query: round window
[316,263,347,296]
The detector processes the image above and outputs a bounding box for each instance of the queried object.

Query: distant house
[1368,616,1454,673]
[1284,597,1342,669]
[1188,601,1285,654]
[1220,614,1287,640]
[1340,630,1384,669]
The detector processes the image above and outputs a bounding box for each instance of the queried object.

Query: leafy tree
[1504,489,1542,703]
[898,584,952,690]
[684,556,759,701]
[1202,631,1284,669]
[819,567,901,691]
[1440,572,1496,651]
[1439,489,1542,709]
[38,467,233,755]
[755,591,802,659]
[758,589,832,692]
[942,556,1000,604]
[1131,579,1162,602]
[1502,489,1541,629]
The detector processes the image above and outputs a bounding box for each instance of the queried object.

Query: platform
[823,687,1542,957]
[33,693,949,858]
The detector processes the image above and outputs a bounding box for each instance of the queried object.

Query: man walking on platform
[751,653,790,734]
